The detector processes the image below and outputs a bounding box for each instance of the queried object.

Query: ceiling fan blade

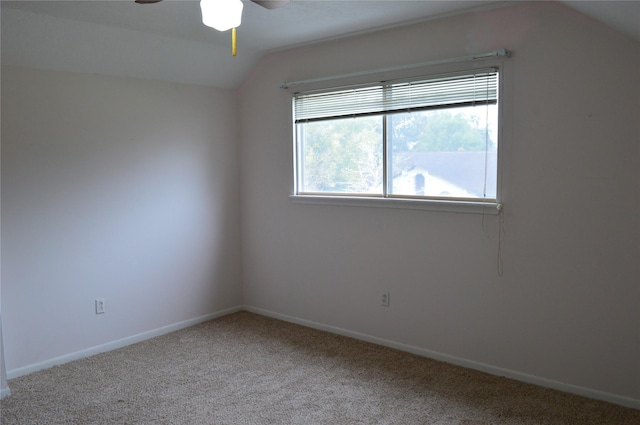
[135,0,163,4]
[251,0,290,10]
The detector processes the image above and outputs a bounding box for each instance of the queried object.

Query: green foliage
[300,116,382,193]
[390,109,494,152]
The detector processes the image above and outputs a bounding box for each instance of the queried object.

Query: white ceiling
[2,1,638,88]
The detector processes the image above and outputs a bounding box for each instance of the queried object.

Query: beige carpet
[1,312,638,424]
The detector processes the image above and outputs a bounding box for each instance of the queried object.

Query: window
[293,69,500,211]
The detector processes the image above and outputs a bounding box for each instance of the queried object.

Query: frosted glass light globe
[201,0,243,32]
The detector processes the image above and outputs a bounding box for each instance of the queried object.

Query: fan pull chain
[232,28,237,56]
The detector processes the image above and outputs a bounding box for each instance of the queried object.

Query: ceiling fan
[134,0,290,55]
[134,0,291,10]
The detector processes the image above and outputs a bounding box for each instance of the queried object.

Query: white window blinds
[294,69,498,123]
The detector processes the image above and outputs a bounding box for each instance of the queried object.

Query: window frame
[290,66,505,215]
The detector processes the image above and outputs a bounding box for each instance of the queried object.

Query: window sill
[290,195,502,214]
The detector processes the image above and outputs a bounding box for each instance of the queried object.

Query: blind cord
[495,66,506,277]
[497,208,505,277]
[480,68,504,277]
[481,72,490,233]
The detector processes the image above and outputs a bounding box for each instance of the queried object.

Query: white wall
[1,66,243,374]
[239,2,640,406]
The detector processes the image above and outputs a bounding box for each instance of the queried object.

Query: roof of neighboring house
[394,151,497,198]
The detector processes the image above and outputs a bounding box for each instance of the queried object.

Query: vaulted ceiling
[2,1,638,88]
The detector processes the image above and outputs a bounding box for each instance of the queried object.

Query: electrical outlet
[381,291,390,307]
[95,298,106,315]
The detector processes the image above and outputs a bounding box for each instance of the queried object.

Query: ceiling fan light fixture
[200,0,243,32]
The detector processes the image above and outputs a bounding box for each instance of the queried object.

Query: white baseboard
[7,306,243,380]
[0,387,10,399]
[244,305,640,411]
[7,304,639,411]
